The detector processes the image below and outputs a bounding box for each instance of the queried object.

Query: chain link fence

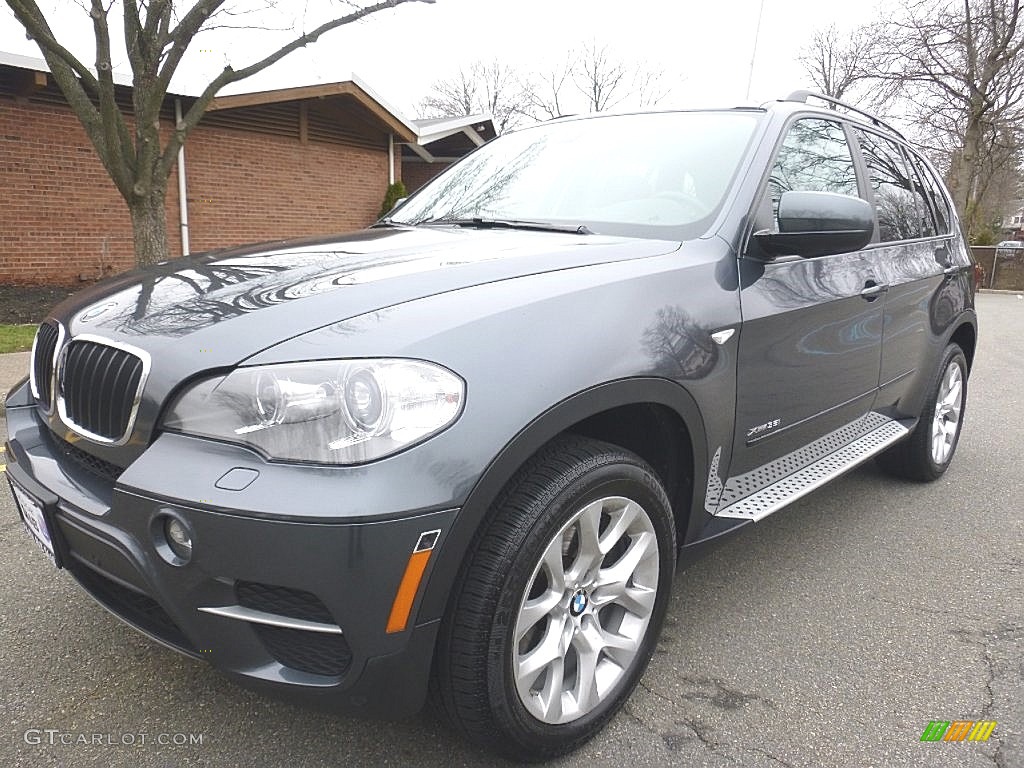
[972,246,1024,291]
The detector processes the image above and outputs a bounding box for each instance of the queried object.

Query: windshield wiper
[417,217,593,235]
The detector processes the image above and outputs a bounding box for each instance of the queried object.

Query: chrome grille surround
[55,334,151,446]
[29,320,64,412]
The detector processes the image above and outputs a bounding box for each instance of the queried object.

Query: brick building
[403,115,496,193]
[0,51,492,285]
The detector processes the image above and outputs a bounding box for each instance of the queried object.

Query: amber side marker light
[386,529,441,634]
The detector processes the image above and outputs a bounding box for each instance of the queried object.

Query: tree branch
[4,0,141,195]
[89,0,135,194]
[159,0,434,178]
[6,0,101,90]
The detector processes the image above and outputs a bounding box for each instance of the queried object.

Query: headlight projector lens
[344,368,385,432]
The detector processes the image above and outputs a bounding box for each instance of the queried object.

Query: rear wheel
[432,435,676,761]
[877,343,967,481]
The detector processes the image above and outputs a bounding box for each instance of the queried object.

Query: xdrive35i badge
[746,418,782,441]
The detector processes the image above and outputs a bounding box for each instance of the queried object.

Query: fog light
[165,517,192,560]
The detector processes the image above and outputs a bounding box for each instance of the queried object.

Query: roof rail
[785,90,906,140]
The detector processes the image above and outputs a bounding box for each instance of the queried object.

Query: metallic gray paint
[3,100,979,718]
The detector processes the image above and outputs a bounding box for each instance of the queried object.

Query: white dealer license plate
[9,478,57,567]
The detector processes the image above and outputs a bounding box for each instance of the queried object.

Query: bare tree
[422,46,672,130]
[474,60,528,134]
[972,126,1023,237]
[573,41,627,113]
[418,66,478,118]
[4,0,432,267]
[520,54,574,120]
[419,59,528,134]
[518,51,668,120]
[633,64,669,109]
[797,23,886,105]
[870,0,1024,236]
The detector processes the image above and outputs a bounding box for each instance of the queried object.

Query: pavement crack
[748,746,797,768]
[622,704,674,746]
[637,675,775,714]
[678,674,777,711]
[674,716,719,753]
[626,691,737,763]
[638,678,681,708]
[948,621,1022,768]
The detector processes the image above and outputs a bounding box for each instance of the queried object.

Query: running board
[715,418,909,521]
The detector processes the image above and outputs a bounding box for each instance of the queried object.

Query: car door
[729,116,884,479]
[851,129,962,412]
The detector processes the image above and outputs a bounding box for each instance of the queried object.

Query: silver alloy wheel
[513,495,660,725]
[931,360,963,465]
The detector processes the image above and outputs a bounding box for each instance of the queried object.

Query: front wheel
[432,435,676,761]
[877,343,968,481]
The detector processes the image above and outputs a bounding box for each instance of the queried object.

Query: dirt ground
[0,285,78,325]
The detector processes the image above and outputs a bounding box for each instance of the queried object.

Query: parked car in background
[4,90,978,761]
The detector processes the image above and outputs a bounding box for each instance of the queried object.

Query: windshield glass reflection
[393,112,761,240]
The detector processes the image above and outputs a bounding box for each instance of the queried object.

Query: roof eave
[207,78,417,141]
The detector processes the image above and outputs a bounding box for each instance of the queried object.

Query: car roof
[763,92,907,141]
[527,91,907,147]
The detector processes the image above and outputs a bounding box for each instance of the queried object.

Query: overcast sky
[0,0,882,119]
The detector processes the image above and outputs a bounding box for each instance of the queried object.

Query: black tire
[431,435,676,762]
[877,343,968,481]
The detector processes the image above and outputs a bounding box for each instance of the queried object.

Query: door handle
[943,265,961,276]
[860,281,889,300]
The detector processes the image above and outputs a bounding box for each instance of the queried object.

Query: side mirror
[753,191,874,258]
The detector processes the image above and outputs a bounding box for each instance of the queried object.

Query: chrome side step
[715,416,909,522]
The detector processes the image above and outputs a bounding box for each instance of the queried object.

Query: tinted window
[911,154,952,235]
[768,118,858,204]
[906,156,938,237]
[856,129,921,241]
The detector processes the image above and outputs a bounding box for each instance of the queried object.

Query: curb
[978,288,1024,295]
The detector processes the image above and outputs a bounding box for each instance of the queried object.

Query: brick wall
[402,159,451,194]
[0,98,180,284]
[0,94,394,286]
[184,122,390,253]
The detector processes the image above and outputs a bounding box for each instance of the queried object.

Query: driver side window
[764,118,859,229]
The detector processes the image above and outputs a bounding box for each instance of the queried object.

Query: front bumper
[3,391,457,718]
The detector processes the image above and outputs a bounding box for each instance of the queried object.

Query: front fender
[416,376,710,622]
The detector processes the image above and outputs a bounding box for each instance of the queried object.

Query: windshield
[392,111,762,240]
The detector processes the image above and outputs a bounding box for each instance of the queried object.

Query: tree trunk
[128,187,170,266]
[956,118,984,239]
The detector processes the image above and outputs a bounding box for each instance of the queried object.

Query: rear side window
[768,118,859,205]
[855,129,921,241]
[910,154,953,235]
[907,158,938,237]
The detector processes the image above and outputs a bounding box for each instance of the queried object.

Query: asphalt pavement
[0,351,29,411]
[1,293,1021,768]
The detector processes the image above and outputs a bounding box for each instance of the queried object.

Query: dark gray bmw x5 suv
[4,91,978,760]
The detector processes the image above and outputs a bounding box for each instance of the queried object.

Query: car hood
[52,226,680,368]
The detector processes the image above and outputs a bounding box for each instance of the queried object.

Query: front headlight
[162,359,464,464]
